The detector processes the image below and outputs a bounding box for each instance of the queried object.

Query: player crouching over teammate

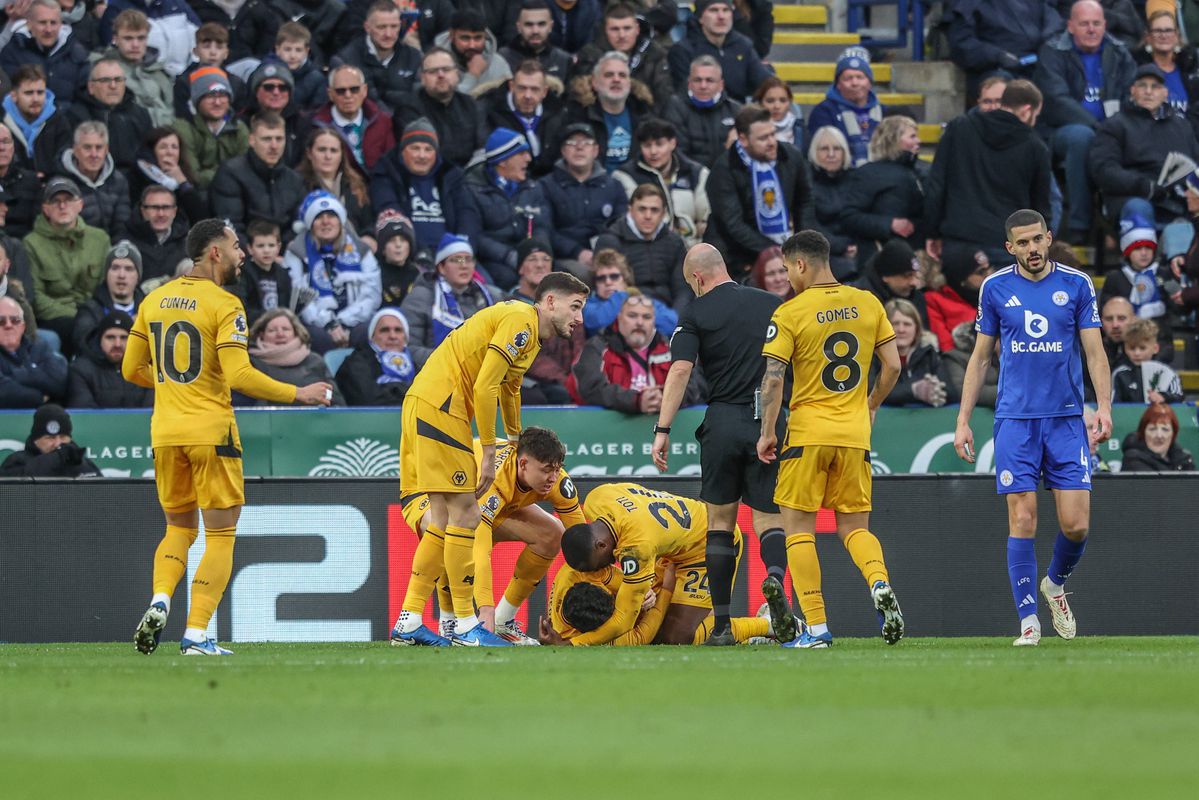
[127,219,332,656]
[391,427,585,646]
[756,230,905,648]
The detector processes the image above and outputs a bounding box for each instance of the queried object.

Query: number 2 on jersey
[821,331,861,392]
[149,320,202,384]
[648,500,692,530]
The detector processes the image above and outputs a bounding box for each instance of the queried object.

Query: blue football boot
[451,623,514,647]
[390,622,450,646]
[180,637,233,656]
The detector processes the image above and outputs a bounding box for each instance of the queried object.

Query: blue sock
[1047,531,1087,587]
[1007,537,1038,621]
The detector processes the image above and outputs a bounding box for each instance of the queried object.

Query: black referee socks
[706,530,737,633]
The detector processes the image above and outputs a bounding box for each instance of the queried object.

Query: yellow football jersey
[549,562,672,646]
[407,300,540,423]
[762,283,895,450]
[125,276,294,447]
[479,441,586,530]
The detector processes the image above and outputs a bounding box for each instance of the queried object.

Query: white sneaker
[495,618,540,646]
[1040,576,1076,640]
[1013,625,1041,647]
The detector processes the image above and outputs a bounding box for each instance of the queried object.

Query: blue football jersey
[976,262,1101,419]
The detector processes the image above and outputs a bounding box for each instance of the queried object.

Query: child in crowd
[236,219,311,325]
[1111,318,1184,404]
[173,22,247,117]
[375,215,421,307]
[1101,206,1181,360]
[275,22,326,112]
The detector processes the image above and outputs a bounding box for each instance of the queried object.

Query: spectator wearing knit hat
[1099,206,1180,361]
[71,240,145,354]
[400,233,501,368]
[667,1,772,101]
[284,190,381,353]
[392,47,488,169]
[369,116,477,257]
[0,403,100,476]
[67,310,153,408]
[464,127,553,290]
[174,66,250,189]
[241,60,303,166]
[805,48,885,167]
[508,238,555,303]
[376,215,421,307]
[336,307,416,406]
[852,238,929,326]
[171,22,248,118]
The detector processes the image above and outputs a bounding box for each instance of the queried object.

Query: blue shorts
[992,416,1091,494]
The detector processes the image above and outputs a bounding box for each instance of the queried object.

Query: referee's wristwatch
[653,425,671,435]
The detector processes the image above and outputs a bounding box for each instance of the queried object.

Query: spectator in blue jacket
[667,1,771,101]
[0,0,90,109]
[1033,0,1136,241]
[806,49,884,167]
[947,0,1063,103]
[0,295,68,408]
[540,121,628,279]
[582,247,677,338]
[370,117,477,262]
[464,127,553,290]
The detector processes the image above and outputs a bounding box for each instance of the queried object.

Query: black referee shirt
[669,282,782,405]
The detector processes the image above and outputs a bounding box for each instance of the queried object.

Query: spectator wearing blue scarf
[284,190,382,353]
[336,307,416,407]
[806,50,885,167]
[400,233,500,368]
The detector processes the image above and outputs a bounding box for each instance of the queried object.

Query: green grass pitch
[2,638,1197,799]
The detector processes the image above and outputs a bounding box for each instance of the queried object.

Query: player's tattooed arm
[756,359,787,463]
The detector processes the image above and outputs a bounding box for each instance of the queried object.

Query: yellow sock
[844,528,889,587]
[692,617,714,645]
[471,522,495,610]
[502,549,556,608]
[443,525,477,618]
[402,526,444,615]
[434,574,453,617]
[786,532,825,625]
[152,524,197,597]
[186,527,235,631]
[730,616,771,642]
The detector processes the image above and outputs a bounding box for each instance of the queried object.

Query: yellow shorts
[399,492,430,533]
[399,395,476,495]
[668,527,744,609]
[774,445,872,513]
[153,443,244,513]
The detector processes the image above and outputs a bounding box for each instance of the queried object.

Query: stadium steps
[1181,370,1199,392]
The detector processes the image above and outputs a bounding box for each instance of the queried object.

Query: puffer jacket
[666,15,771,101]
[807,163,857,275]
[614,151,710,247]
[660,92,742,167]
[188,0,279,63]
[539,160,628,258]
[0,436,100,476]
[126,215,189,284]
[173,114,249,189]
[573,17,674,106]
[841,153,928,259]
[463,163,553,290]
[71,282,145,355]
[24,215,112,322]
[333,35,422,114]
[594,214,689,311]
[1034,30,1137,130]
[1119,434,1196,472]
[392,87,488,169]
[92,47,174,127]
[567,326,704,412]
[210,149,306,239]
[335,343,411,406]
[54,149,131,239]
[0,334,69,407]
[400,271,502,368]
[0,163,44,237]
[806,87,884,167]
[0,28,90,108]
[35,89,153,173]
[67,325,154,408]
[283,229,382,331]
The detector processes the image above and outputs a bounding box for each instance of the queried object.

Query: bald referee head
[683,243,732,297]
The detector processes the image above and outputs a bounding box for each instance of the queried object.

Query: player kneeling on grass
[541,558,773,646]
[548,483,774,646]
[392,426,586,646]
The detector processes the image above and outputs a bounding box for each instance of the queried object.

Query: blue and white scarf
[430,275,495,345]
[373,344,414,384]
[507,92,542,156]
[1122,265,1166,319]
[487,164,521,199]
[304,234,363,309]
[735,140,790,243]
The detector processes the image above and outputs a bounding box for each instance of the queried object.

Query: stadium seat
[324,348,353,376]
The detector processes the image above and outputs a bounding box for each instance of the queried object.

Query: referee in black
[652,244,797,645]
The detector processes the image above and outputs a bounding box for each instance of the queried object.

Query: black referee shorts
[695,403,782,513]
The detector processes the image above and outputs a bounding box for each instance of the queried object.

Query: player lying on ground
[391,427,585,646]
[557,483,775,645]
[540,558,773,645]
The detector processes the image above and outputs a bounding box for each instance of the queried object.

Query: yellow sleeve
[121,315,154,388]
[549,566,572,635]
[550,472,585,527]
[761,308,795,365]
[611,587,673,646]
[499,379,522,440]
[217,345,299,403]
[472,347,513,446]
[570,577,649,646]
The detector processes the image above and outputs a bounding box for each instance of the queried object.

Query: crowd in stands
[0,0,1195,441]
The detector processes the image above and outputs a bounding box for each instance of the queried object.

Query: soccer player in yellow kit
[126,220,331,656]
[543,559,773,646]
[391,272,589,646]
[556,483,769,646]
[391,427,586,645]
[756,230,905,648]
